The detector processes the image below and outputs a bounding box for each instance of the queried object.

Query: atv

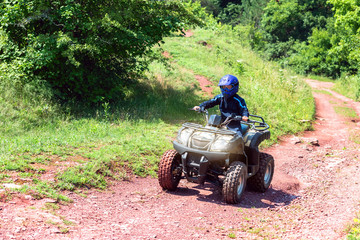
[158,109,274,204]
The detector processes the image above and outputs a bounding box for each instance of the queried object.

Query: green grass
[334,75,360,101]
[0,25,315,201]
[313,89,333,96]
[350,129,360,145]
[227,232,236,239]
[333,106,358,119]
[346,215,360,240]
[306,74,334,82]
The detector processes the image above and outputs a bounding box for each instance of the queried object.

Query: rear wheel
[158,150,182,191]
[222,161,247,204]
[247,152,274,192]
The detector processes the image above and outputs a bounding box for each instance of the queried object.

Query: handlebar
[190,107,209,122]
[190,108,269,131]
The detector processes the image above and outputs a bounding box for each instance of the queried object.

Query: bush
[0,0,203,102]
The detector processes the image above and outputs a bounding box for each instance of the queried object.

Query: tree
[241,0,269,26]
[258,0,333,59]
[328,0,360,74]
[0,0,203,102]
[198,0,222,16]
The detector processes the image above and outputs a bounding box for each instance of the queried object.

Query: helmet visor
[220,85,232,90]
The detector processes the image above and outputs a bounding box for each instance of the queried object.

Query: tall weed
[334,75,360,101]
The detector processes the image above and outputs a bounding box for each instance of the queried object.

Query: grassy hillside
[151,26,315,141]
[0,26,314,200]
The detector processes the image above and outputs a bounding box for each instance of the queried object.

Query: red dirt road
[1,79,360,240]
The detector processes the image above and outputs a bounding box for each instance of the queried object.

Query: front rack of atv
[245,114,269,131]
[182,122,237,135]
[219,114,270,132]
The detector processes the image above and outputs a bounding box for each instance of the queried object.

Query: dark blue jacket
[200,94,249,121]
[200,94,249,137]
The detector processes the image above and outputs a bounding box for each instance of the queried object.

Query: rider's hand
[193,106,200,111]
[242,116,249,122]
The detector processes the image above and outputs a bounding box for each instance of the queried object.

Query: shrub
[0,0,203,102]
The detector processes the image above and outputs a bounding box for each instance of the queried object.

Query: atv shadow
[238,187,300,209]
[169,183,299,209]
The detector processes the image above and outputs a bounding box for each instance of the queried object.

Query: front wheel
[222,161,247,204]
[158,150,182,191]
[247,152,274,192]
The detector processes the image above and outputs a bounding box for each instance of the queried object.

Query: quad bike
[158,109,274,204]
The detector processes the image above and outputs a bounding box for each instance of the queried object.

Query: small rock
[22,195,33,200]
[14,178,32,184]
[310,139,320,146]
[197,40,208,46]
[292,137,302,144]
[44,198,57,203]
[3,183,22,189]
[51,227,61,234]
[306,145,313,151]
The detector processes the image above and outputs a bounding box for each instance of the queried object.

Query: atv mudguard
[243,130,270,175]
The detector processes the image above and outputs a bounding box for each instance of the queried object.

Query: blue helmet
[218,74,239,98]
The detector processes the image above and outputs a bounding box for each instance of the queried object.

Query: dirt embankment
[1,79,360,240]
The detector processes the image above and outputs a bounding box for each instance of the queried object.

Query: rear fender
[244,130,270,169]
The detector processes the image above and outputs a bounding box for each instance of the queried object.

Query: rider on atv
[158,74,274,204]
[194,74,249,137]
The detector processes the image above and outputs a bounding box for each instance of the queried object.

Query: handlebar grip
[233,116,242,121]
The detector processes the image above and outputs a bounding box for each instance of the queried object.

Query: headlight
[210,135,235,152]
[177,128,193,145]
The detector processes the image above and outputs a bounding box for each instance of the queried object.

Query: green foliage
[218,2,243,25]
[328,0,360,75]
[287,26,336,76]
[0,55,61,134]
[334,105,358,118]
[198,0,222,16]
[286,0,360,78]
[262,0,305,43]
[347,216,360,240]
[334,75,360,101]
[240,0,269,26]
[198,0,269,26]
[218,0,242,8]
[248,0,360,80]
[198,0,360,88]
[258,0,333,59]
[0,0,203,102]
